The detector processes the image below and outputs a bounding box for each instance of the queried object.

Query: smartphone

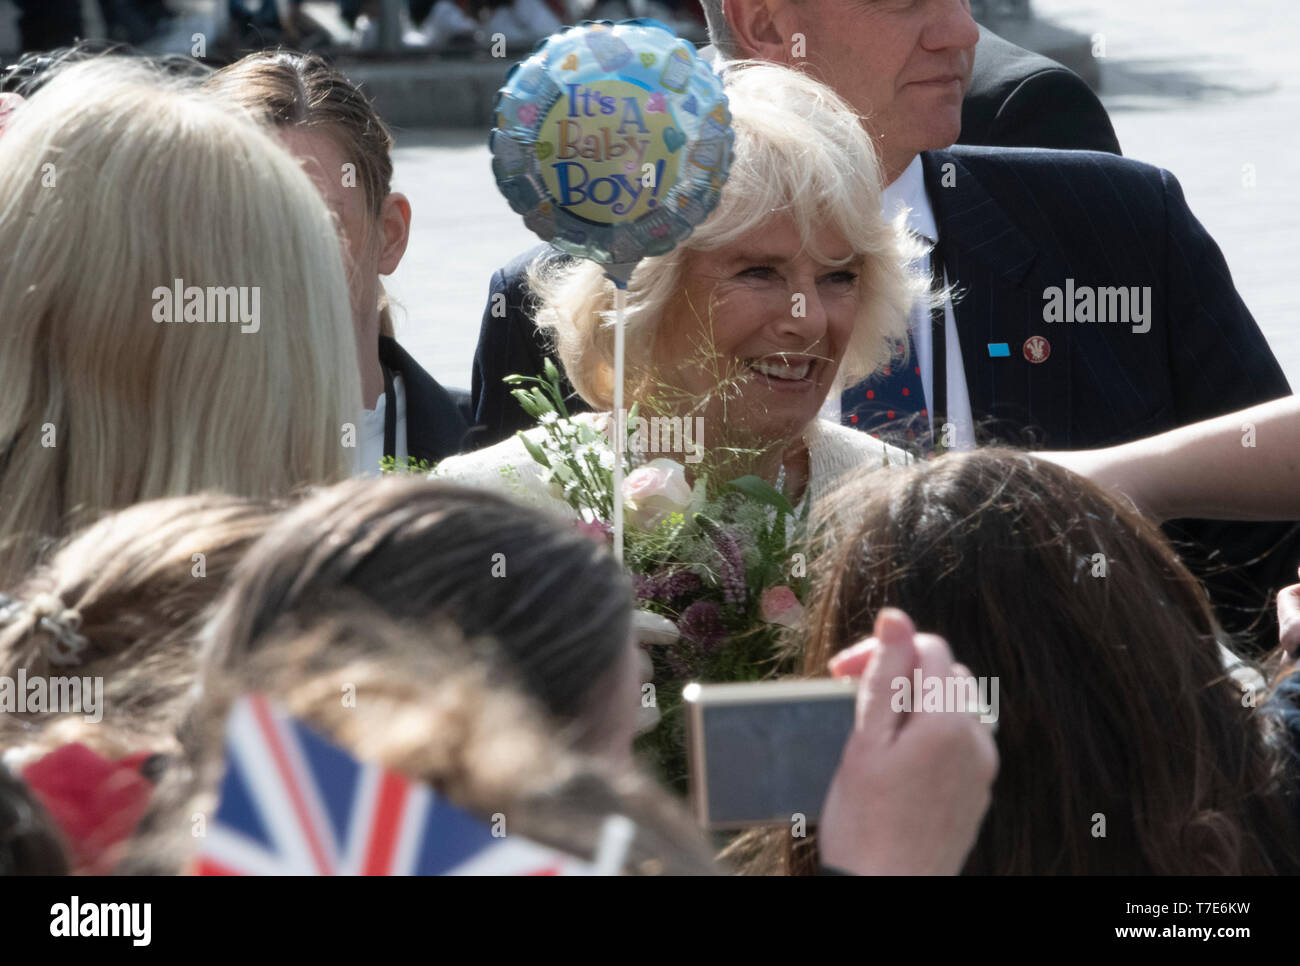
[683,678,857,830]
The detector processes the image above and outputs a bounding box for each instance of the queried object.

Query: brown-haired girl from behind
[0,494,283,874]
[127,608,720,876]
[0,494,284,761]
[742,448,1300,875]
[196,476,643,763]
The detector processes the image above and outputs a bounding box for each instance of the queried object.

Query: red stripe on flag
[362,770,409,876]
[194,857,241,876]
[250,694,334,876]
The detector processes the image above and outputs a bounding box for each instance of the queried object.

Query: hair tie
[0,592,89,666]
[0,593,22,624]
[31,593,88,667]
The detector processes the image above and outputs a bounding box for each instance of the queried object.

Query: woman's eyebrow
[722,248,794,266]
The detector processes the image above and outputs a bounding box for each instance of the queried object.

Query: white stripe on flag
[444,836,584,876]
[389,781,431,876]
[221,698,323,876]
[337,760,382,875]
[202,825,312,876]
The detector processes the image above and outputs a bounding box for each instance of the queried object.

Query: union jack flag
[196,693,594,876]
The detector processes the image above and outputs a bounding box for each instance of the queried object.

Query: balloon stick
[613,285,626,564]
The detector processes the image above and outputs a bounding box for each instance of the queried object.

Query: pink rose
[623,458,691,528]
[760,585,804,628]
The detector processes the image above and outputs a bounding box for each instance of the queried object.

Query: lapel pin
[1023,336,1051,364]
[987,343,1010,358]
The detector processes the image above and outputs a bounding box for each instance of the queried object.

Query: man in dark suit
[469,0,1295,645]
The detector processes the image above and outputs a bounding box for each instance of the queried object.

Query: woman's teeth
[750,359,813,381]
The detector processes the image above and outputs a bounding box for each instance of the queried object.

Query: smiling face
[777,0,979,182]
[652,214,861,450]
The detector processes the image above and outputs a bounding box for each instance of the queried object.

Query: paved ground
[1033,0,1300,383]
[386,0,1300,395]
[383,128,537,393]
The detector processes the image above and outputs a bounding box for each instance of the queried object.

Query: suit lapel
[922,150,1074,446]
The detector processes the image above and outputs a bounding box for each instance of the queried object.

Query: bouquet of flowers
[506,360,811,790]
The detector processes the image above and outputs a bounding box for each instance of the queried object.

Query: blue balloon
[491,19,734,288]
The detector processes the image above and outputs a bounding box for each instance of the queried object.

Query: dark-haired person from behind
[0,766,69,875]
[206,51,469,473]
[749,449,1300,875]
[198,478,642,761]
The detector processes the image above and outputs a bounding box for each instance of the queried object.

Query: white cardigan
[433,415,914,522]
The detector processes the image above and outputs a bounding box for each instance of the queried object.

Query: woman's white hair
[0,57,361,585]
[528,61,923,411]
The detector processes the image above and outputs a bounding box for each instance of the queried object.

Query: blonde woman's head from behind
[0,56,360,584]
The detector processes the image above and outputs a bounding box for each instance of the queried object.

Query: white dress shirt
[357,373,409,476]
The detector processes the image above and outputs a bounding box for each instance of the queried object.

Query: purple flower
[632,573,658,601]
[678,600,725,652]
[659,569,702,601]
[713,528,747,608]
[633,568,702,604]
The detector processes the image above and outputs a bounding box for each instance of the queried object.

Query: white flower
[539,411,559,425]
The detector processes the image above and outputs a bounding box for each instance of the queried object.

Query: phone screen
[691,691,855,828]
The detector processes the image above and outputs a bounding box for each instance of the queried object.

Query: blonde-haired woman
[0,57,361,585]
[438,62,919,512]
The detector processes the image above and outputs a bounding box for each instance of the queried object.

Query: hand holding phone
[818,608,999,876]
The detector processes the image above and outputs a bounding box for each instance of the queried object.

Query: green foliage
[505,358,813,796]
[379,455,434,476]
